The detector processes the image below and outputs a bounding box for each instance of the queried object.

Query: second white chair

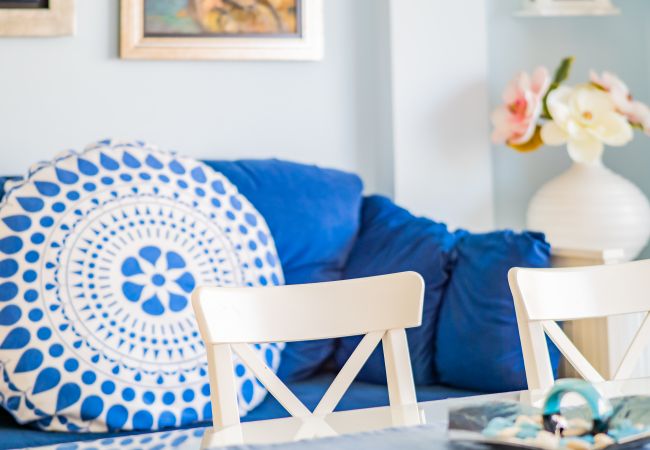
[509,259,650,390]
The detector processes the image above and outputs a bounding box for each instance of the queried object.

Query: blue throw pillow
[204,160,364,381]
[335,196,457,385]
[435,230,560,392]
[0,140,285,432]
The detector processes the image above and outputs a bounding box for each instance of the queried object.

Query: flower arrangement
[491,57,650,163]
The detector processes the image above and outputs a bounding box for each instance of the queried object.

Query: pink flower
[591,70,650,134]
[491,67,550,146]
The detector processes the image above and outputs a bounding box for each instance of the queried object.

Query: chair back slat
[192,271,424,428]
[513,260,650,321]
[541,321,604,382]
[192,272,424,344]
[313,330,385,416]
[231,343,311,417]
[613,312,650,380]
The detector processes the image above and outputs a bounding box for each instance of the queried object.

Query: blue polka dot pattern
[46,427,209,450]
[0,140,284,433]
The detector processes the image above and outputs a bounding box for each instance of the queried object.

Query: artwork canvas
[143,0,301,37]
[121,0,322,61]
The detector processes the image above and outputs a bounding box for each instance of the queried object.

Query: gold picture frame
[0,0,75,37]
[120,0,323,61]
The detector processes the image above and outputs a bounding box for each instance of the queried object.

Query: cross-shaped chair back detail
[509,260,650,390]
[192,271,424,430]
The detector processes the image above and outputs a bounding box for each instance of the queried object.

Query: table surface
[28,377,650,450]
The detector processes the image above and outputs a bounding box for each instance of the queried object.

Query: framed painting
[0,0,74,36]
[120,0,323,61]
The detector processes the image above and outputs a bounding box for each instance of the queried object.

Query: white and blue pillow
[0,140,284,432]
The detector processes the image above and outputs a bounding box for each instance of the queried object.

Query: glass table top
[28,377,650,450]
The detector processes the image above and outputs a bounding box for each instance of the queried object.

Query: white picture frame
[0,0,75,37]
[120,0,323,61]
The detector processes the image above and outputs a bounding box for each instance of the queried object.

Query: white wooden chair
[191,271,424,433]
[509,259,650,391]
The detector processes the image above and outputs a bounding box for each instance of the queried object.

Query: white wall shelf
[516,0,620,17]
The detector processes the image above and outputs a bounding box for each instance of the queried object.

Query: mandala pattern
[121,246,195,316]
[0,140,285,432]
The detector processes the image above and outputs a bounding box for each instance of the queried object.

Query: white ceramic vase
[527,152,650,261]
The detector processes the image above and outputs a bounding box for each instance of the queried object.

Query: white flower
[541,84,633,163]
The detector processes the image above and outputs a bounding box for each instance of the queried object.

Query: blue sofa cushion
[435,230,560,392]
[0,141,285,432]
[335,196,457,385]
[204,160,364,381]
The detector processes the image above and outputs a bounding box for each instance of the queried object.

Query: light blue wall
[0,0,393,195]
[488,0,650,256]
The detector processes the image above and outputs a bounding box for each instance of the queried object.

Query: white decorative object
[517,0,620,17]
[527,156,650,261]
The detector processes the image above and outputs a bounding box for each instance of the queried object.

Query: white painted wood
[541,321,604,383]
[314,330,385,416]
[208,344,241,429]
[0,0,74,36]
[192,271,424,431]
[509,259,650,390]
[613,313,650,380]
[383,328,417,407]
[232,343,311,417]
[514,260,650,321]
[192,273,424,343]
[200,395,436,449]
[388,403,424,428]
[551,248,624,380]
[120,0,323,61]
[292,416,338,441]
[388,0,493,231]
[512,286,555,391]
[608,313,650,379]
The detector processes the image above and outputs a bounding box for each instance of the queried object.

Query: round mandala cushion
[0,140,285,432]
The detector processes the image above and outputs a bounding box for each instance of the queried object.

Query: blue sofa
[0,158,556,449]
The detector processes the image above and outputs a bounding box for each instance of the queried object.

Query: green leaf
[543,56,575,118]
[552,56,574,85]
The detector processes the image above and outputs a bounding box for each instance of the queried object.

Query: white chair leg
[382,328,417,407]
[208,344,241,429]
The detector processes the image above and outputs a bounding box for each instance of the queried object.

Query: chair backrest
[192,271,424,429]
[509,259,650,390]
